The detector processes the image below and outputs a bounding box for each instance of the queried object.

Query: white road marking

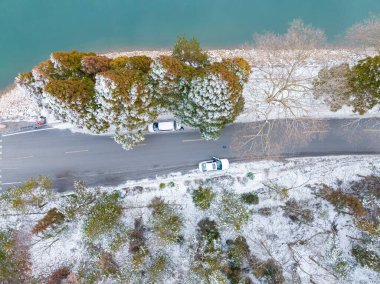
[65,149,89,154]
[14,155,33,159]
[2,181,23,185]
[363,129,380,132]
[2,127,54,137]
[303,130,329,133]
[182,138,204,142]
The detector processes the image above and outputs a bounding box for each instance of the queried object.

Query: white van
[148,120,183,133]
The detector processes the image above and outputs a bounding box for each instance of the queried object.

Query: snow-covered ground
[0,85,40,121]
[1,155,379,283]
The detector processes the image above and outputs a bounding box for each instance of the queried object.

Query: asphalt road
[1,118,380,192]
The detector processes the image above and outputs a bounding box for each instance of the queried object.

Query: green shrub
[252,258,285,284]
[84,192,123,240]
[226,236,251,267]
[148,254,168,282]
[1,176,52,211]
[241,192,259,205]
[197,218,220,244]
[192,187,216,210]
[172,36,209,67]
[125,56,153,73]
[110,226,129,253]
[109,56,129,69]
[62,180,100,221]
[0,229,17,281]
[263,182,289,200]
[192,220,225,282]
[246,172,255,180]
[168,181,175,188]
[149,197,183,242]
[352,245,380,272]
[159,183,166,189]
[0,229,32,283]
[350,55,380,114]
[217,192,249,230]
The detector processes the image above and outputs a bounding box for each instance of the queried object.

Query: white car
[148,120,183,133]
[199,157,230,172]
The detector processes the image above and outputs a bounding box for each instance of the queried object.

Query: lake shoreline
[1,46,373,95]
[0,47,376,122]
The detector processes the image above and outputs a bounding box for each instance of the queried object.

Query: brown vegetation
[47,267,70,284]
[320,185,366,217]
[81,55,111,74]
[32,208,65,235]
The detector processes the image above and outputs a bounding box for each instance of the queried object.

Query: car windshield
[202,163,207,172]
[153,122,159,131]
[216,160,222,170]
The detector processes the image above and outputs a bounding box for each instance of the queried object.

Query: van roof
[158,121,175,131]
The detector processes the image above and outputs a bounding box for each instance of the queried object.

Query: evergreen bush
[192,186,216,210]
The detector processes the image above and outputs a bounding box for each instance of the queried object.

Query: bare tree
[313,63,354,112]
[254,19,326,50]
[235,20,328,157]
[345,14,380,51]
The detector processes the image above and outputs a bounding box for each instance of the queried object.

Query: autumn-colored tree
[81,55,111,74]
[32,208,65,235]
[51,50,95,73]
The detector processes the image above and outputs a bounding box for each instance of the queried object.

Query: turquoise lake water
[1,0,380,90]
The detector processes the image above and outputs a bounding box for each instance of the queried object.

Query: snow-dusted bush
[83,191,123,240]
[94,67,159,148]
[0,229,33,283]
[352,245,380,272]
[191,218,226,282]
[0,176,53,212]
[173,60,248,140]
[240,192,259,205]
[217,191,250,231]
[129,217,149,267]
[146,254,169,283]
[192,186,216,210]
[148,197,184,243]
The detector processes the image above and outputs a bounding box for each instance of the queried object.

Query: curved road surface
[1,118,380,192]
